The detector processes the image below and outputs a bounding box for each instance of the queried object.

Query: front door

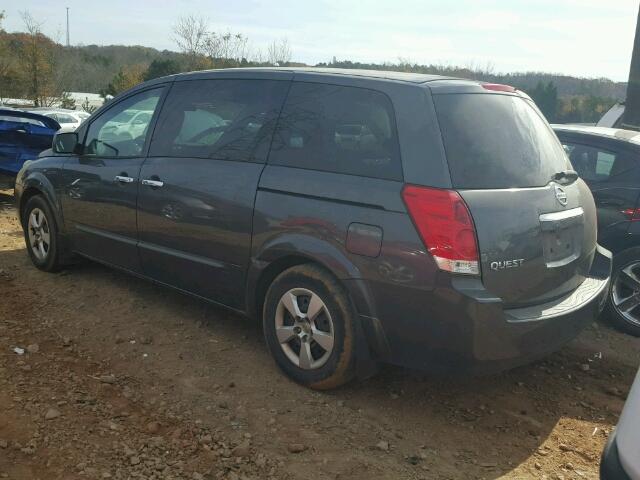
[61,87,165,272]
[137,78,289,309]
[563,140,640,247]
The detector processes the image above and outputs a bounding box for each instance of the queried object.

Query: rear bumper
[355,245,611,373]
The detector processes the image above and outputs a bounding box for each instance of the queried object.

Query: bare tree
[267,38,292,66]
[173,15,209,69]
[205,32,249,62]
[20,11,62,106]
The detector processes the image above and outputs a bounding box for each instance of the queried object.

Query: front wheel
[263,264,357,389]
[605,248,640,337]
[22,195,63,272]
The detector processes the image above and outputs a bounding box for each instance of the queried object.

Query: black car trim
[137,240,237,270]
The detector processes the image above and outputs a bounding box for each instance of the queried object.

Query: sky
[2,0,638,81]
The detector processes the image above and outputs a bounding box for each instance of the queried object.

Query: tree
[81,97,98,113]
[143,58,183,81]
[19,11,61,106]
[173,15,209,70]
[528,80,558,121]
[103,64,145,96]
[59,91,75,109]
[0,11,18,100]
[205,32,248,64]
[267,38,291,66]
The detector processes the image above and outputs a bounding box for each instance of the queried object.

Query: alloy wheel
[27,208,51,262]
[612,261,640,327]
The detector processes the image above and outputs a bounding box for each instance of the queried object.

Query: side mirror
[53,132,79,154]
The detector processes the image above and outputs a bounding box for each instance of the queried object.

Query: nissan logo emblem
[554,186,568,206]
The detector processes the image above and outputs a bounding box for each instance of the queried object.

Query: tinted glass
[434,94,569,189]
[563,142,636,183]
[0,115,45,127]
[84,88,162,157]
[149,79,289,162]
[269,82,402,181]
[55,113,76,124]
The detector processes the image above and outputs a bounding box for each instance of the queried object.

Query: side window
[56,113,76,124]
[149,79,289,162]
[269,82,402,181]
[84,88,162,157]
[564,142,635,183]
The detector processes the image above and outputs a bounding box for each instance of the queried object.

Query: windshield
[434,93,570,189]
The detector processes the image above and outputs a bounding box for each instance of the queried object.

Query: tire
[263,264,356,390]
[22,195,63,272]
[604,247,640,337]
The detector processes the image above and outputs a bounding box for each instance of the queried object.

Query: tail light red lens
[622,208,640,221]
[482,83,516,92]
[402,185,480,275]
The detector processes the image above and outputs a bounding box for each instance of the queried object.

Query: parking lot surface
[1,189,639,480]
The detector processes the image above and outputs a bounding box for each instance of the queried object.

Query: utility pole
[66,7,70,47]
[622,4,640,131]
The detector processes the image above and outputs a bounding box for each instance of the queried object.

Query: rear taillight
[402,185,479,275]
[622,208,640,221]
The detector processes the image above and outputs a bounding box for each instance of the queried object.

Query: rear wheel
[605,248,640,337]
[22,195,62,272]
[263,264,356,389]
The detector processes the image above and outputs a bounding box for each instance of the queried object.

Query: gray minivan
[15,68,611,389]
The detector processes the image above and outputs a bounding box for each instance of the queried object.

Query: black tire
[22,195,63,272]
[263,264,356,390]
[604,247,640,337]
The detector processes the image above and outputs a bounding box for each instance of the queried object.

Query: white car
[601,367,640,479]
[597,103,625,129]
[27,109,91,133]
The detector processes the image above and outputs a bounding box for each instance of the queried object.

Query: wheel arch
[18,174,63,231]
[247,234,381,380]
[246,233,373,322]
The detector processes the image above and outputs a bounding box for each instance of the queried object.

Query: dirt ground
[0,189,639,480]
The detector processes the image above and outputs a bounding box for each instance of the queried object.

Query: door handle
[114,175,135,183]
[141,178,164,188]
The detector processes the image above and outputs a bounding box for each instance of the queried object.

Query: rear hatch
[432,89,597,307]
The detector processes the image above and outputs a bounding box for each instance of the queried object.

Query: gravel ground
[1,188,639,480]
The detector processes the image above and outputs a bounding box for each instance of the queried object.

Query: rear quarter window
[434,93,569,189]
[269,82,403,181]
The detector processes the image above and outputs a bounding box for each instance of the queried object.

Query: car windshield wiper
[552,169,579,184]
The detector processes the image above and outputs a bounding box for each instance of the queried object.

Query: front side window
[84,88,162,157]
[563,142,636,183]
[149,79,289,162]
[268,82,402,181]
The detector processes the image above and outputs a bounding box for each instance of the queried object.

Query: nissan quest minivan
[15,68,612,389]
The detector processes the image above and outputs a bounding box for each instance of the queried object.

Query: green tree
[103,64,145,96]
[528,80,558,121]
[143,58,182,81]
[59,91,75,109]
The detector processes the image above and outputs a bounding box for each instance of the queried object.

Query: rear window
[434,94,569,189]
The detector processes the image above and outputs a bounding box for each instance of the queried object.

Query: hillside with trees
[0,10,627,122]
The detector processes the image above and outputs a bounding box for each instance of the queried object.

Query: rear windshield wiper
[552,169,579,184]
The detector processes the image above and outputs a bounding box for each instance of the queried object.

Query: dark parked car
[0,109,59,187]
[553,125,640,337]
[15,68,611,389]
